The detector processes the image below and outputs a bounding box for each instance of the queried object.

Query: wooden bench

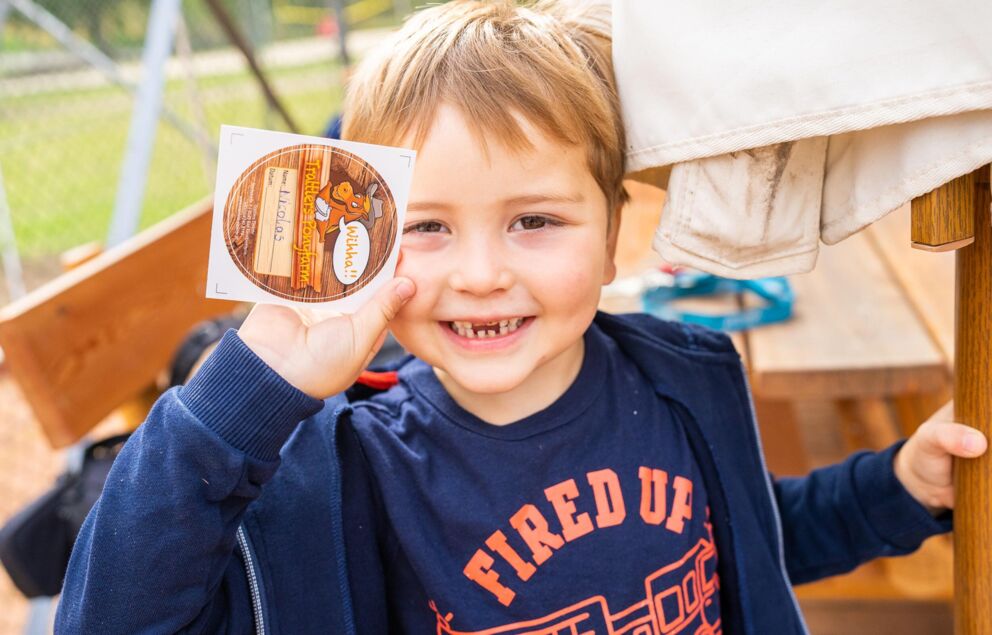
[0,197,239,448]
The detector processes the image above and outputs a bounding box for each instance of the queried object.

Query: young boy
[56,2,986,633]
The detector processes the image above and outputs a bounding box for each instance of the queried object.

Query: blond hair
[341,0,628,213]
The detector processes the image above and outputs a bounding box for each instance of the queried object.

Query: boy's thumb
[351,277,415,353]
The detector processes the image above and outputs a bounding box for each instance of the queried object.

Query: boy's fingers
[917,420,987,458]
[361,331,389,370]
[350,277,415,354]
[932,400,954,421]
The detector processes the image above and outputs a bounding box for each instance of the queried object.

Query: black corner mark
[214,284,229,295]
[401,154,412,167]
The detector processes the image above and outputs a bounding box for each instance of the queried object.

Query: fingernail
[394,278,414,300]
[964,432,984,454]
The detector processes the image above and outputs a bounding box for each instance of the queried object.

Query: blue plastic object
[641,271,794,332]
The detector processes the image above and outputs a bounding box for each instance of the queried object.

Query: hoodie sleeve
[55,329,324,634]
[773,438,952,585]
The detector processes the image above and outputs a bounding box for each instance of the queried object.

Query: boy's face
[391,104,619,401]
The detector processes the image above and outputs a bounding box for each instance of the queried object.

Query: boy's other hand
[237,277,416,399]
[893,400,988,517]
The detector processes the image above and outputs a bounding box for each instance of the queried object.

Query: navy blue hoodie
[55,312,951,634]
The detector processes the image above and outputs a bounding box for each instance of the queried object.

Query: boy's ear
[603,203,623,285]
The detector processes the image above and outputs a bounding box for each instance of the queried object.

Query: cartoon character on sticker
[313,179,385,239]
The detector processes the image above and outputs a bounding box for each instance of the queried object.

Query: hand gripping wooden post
[911,164,992,634]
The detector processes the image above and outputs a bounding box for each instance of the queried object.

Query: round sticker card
[207,126,415,311]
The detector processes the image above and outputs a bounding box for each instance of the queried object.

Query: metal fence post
[0,166,26,302]
[105,0,183,247]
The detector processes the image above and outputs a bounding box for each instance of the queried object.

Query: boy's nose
[448,239,515,296]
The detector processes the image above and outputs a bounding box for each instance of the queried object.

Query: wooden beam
[0,197,238,447]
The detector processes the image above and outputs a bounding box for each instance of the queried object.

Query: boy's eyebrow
[500,193,586,207]
[407,193,585,213]
[407,200,455,213]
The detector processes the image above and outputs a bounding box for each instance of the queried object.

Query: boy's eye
[404,220,448,234]
[510,215,560,231]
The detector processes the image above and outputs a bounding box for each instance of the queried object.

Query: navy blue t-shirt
[342,322,722,634]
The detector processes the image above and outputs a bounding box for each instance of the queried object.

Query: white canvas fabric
[615,0,992,277]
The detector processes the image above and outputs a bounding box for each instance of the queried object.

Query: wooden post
[918,165,992,632]
[952,164,992,634]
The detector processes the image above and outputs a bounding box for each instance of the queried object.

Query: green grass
[0,59,344,258]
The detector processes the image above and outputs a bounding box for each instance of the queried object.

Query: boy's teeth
[450,318,525,338]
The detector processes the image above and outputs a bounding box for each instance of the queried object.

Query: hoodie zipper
[738,363,811,635]
[237,525,267,635]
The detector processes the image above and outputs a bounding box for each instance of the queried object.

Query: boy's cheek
[395,247,433,283]
[538,260,600,304]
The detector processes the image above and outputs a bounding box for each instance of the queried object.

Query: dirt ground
[0,367,64,633]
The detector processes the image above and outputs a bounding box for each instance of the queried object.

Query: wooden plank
[746,232,946,400]
[794,537,953,603]
[864,204,955,363]
[884,535,954,600]
[798,599,950,634]
[59,241,103,271]
[0,197,238,447]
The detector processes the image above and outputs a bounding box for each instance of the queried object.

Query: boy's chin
[437,360,534,396]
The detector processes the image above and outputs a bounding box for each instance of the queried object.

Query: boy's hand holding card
[206,126,417,396]
[237,278,414,399]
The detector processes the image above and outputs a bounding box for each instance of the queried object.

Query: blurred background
[0,0,410,630]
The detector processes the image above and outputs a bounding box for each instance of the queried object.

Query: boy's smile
[390,104,619,424]
[442,317,533,349]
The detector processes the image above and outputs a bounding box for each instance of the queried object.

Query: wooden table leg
[751,397,809,477]
[892,390,953,438]
[836,397,900,450]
